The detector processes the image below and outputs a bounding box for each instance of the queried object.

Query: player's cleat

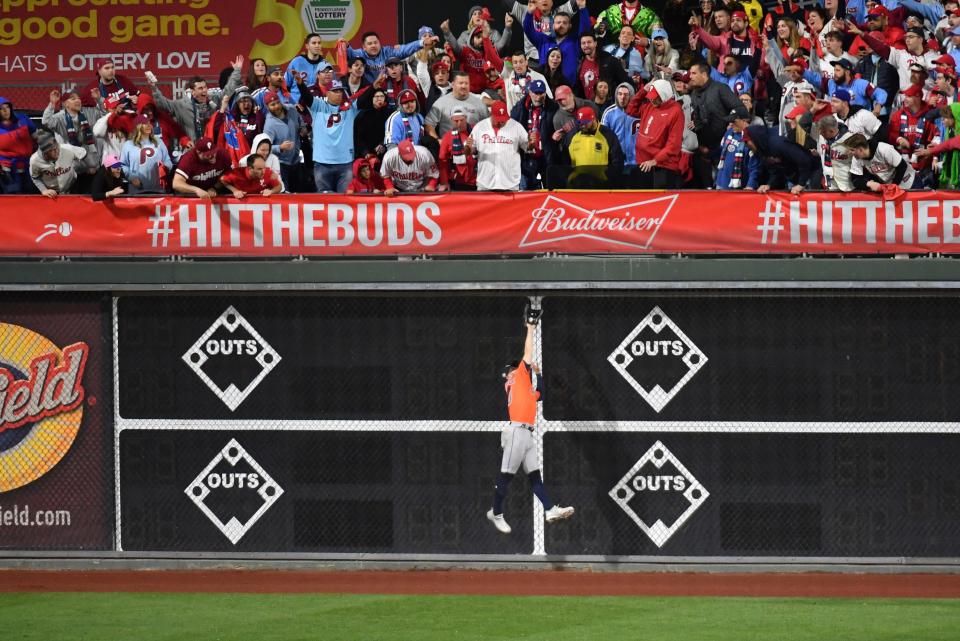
[544,505,575,523]
[487,509,512,534]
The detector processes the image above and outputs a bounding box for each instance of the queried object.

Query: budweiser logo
[0,343,88,432]
[519,194,677,250]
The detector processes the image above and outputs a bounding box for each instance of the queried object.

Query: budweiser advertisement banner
[8,191,960,257]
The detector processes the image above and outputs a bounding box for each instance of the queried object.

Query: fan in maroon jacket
[172,137,233,198]
[81,59,139,108]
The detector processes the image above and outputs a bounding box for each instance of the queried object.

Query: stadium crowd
[4,0,960,198]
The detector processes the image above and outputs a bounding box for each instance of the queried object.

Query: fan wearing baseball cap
[624,79,684,188]
[385,89,426,148]
[829,88,882,138]
[889,83,938,172]
[80,58,139,109]
[468,99,536,190]
[380,138,439,196]
[90,153,129,201]
[29,128,86,198]
[802,56,888,114]
[714,105,760,190]
[557,104,624,188]
[172,137,233,198]
[848,19,938,93]
[510,78,558,190]
[297,75,374,193]
[41,87,105,190]
[437,107,478,191]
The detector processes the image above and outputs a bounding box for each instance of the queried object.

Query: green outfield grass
[2,593,959,640]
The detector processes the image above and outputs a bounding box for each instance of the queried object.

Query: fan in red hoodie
[347,157,383,194]
[625,78,685,186]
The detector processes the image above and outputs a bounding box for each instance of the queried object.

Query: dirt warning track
[2,570,959,598]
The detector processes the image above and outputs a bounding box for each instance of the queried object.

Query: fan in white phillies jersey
[381,139,439,195]
[843,133,917,192]
[466,100,533,190]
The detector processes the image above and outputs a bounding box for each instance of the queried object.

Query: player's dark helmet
[501,360,520,380]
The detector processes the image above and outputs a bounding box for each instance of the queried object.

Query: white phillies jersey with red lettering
[472,118,529,191]
[380,146,438,192]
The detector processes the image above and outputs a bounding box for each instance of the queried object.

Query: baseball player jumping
[487,303,574,534]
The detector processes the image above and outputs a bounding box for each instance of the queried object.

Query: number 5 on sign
[250,0,308,63]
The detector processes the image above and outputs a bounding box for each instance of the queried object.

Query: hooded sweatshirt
[0,97,36,172]
[384,102,425,148]
[245,132,285,190]
[601,83,639,167]
[347,157,379,194]
[625,79,684,172]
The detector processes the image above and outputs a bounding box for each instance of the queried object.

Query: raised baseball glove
[525,303,542,326]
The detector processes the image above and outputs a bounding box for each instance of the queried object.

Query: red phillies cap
[430,60,449,73]
[195,137,215,153]
[398,89,417,104]
[483,60,497,72]
[94,57,113,72]
[731,10,748,19]
[397,139,416,162]
[490,100,509,124]
[575,106,596,124]
[901,83,924,97]
[263,90,280,106]
[867,5,889,17]
[935,54,957,67]
[646,85,661,100]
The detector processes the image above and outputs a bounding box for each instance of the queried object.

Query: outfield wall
[1,281,959,560]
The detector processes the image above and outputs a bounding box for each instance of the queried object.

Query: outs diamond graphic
[182,306,280,411]
[607,306,707,412]
[185,439,283,544]
[609,441,709,548]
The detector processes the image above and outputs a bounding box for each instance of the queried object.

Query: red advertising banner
[6,190,960,256]
[0,0,398,106]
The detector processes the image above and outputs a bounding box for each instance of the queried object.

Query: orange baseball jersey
[506,361,540,424]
